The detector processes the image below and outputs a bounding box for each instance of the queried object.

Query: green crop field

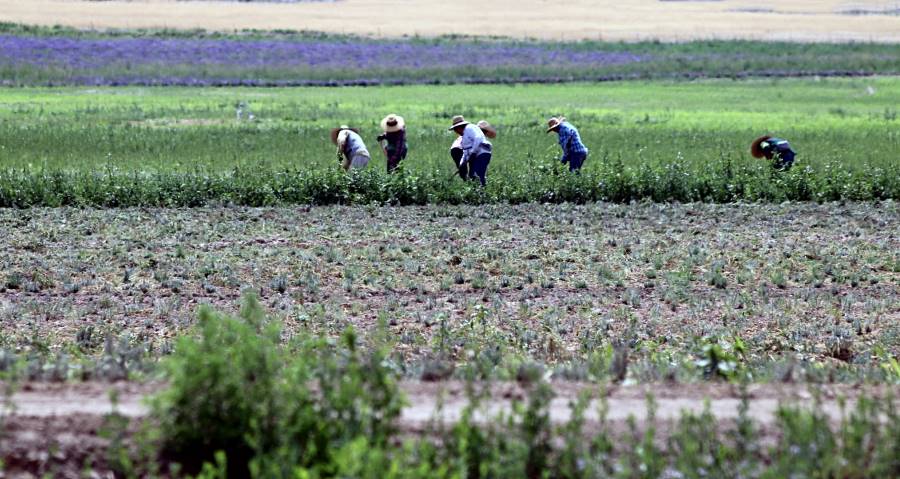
[1,77,898,206]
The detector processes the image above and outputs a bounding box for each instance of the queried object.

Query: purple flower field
[2,30,895,86]
[0,34,643,86]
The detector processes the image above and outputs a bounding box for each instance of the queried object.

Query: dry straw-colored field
[1,0,899,42]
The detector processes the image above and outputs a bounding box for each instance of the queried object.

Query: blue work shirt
[557,121,588,164]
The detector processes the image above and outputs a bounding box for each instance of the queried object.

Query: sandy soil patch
[0,0,898,42]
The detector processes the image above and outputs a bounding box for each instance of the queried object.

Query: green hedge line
[1,157,897,207]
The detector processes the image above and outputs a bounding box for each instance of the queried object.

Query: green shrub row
[1,157,897,207]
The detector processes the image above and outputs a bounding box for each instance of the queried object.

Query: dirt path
[2,382,894,478]
[2,381,889,424]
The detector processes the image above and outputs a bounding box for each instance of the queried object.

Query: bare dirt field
[2,203,898,382]
[1,0,899,42]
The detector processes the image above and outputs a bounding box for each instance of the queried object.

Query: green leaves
[151,294,404,477]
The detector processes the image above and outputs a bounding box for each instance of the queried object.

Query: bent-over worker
[331,125,370,171]
[449,115,494,186]
[450,135,468,180]
[751,135,796,171]
[546,117,588,172]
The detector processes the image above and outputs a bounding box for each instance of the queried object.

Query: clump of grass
[268,275,288,294]
[707,261,728,289]
[770,268,788,289]
[695,336,746,381]
[3,272,23,290]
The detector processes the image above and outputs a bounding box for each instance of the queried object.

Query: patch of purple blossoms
[0,34,643,85]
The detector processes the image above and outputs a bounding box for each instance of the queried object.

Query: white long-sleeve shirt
[336,129,369,159]
[459,124,491,165]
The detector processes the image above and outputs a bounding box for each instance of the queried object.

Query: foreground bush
[151,295,403,477]
[144,297,900,478]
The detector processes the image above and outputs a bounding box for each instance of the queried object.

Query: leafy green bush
[151,295,404,477]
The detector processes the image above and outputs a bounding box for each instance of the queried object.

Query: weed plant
[151,295,403,477]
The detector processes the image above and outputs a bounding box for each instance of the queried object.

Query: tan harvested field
[1,0,899,42]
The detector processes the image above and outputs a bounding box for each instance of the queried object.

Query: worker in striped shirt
[547,117,589,172]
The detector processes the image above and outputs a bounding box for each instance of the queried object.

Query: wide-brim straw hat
[477,120,497,139]
[448,115,469,130]
[750,135,773,159]
[330,125,359,145]
[546,116,566,133]
[381,114,405,133]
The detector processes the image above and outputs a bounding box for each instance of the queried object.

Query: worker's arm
[336,132,350,170]
[558,126,571,164]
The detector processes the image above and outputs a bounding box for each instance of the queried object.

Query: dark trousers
[451,148,468,179]
[467,152,491,186]
[773,150,795,171]
[386,146,407,173]
[566,152,587,172]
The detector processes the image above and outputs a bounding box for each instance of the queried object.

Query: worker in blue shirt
[751,135,796,171]
[547,117,589,172]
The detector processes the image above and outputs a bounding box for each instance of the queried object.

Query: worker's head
[546,117,565,134]
[381,114,405,133]
[750,135,774,159]
[477,120,497,139]
[449,115,469,135]
[330,125,353,145]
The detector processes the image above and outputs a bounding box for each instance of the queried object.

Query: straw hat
[330,125,359,145]
[448,115,469,130]
[750,135,773,159]
[546,116,566,133]
[380,114,405,133]
[477,120,497,139]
